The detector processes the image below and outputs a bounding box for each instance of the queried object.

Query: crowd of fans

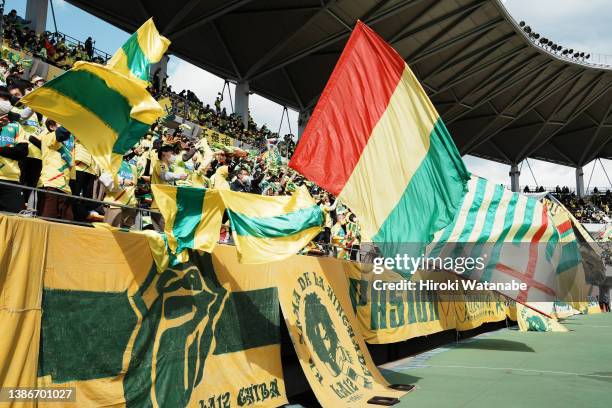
[2,10,609,263]
[151,77,294,151]
[552,187,611,224]
[522,183,611,223]
[0,11,361,260]
[2,9,107,69]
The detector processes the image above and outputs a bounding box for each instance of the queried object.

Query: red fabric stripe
[289,21,405,195]
[557,219,572,234]
[516,206,550,303]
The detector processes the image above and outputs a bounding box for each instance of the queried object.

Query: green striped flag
[107,18,170,87]
[21,62,163,176]
[427,176,568,308]
[220,187,323,264]
[151,185,224,256]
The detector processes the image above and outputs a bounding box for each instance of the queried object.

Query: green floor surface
[383,313,612,408]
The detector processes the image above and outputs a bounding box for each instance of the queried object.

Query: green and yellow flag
[21,61,163,176]
[107,18,170,87]
[151,185,224,256]
[221,187,323,264]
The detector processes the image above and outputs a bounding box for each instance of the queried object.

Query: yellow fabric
[0,216,47,398]
[337,67,437,240]
[220,187,322,264]
[543,197,591,310]
[0,122,26,182]
[26,134,42,160]
[151,185,224,254]
[346,266,510,344]
[202,127,235,147]
[210,165,230,190]
[104,162,138,207]
[232,226,322,264]
[20,62,163,177]
[517,303,568,332]
[39,130,75,193]
[276,254,406,407]
[74,141,97,175]
[44,220,284,407]
[70,62,162,123]
[107,18,170,87]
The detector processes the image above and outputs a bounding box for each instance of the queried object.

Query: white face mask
[0,99,11,116]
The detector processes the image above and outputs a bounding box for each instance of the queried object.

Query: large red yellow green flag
[290,21,469,246]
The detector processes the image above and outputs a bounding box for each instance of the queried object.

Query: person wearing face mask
[0,86,28,213]
[149,145,187,231]
[100,154,138,228]
[159,145,188,184]
[71,139,102,222]
[331,212,350,260]
[230,168,253,193]
[38,122,75,221]
[8,79,44,205]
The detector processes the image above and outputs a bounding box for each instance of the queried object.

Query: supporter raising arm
[0,87,28,213]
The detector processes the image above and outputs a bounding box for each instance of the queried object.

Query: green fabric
[38,289,137,382]
[46,69,150,152]
[374,118,469,246]
[513,196,537,242]
[121,33,150,81]
[481,193,519,282]
[228,205,323,238]
[173,186,206,252]
[477,183,505,243]
[213,288,280,355]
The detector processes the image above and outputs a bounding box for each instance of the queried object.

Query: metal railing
[0,180,158,231]
[52,31,112,62]
[507,186,611,195]
[0,180,377,262]
[496,0,612,70]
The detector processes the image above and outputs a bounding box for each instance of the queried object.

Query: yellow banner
[276,255,406,407]
[346,263,509,344]
[202,127,235,147]
[0,215,286,408]
[0,216,48,408]
[517,303,568,332]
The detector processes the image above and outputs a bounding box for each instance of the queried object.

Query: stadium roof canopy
[66,0,612,167]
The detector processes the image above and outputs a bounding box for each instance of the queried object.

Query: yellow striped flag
[151,185,224,255]
[221,187,323,264]
[107,18,170,87]
[21,61,163,176]
[290,21,469,248]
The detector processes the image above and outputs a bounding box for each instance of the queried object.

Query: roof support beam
[249,0,430,81]
[391,0,487,44]
[432,45,527,96]
[423,32,514,82]
[579,93,612,164]
[409,17,504,65]
[446,57,549,124]
[547,142,577,166]
[244,0,339,79]
[210,20,242,79]
[486,141,512,163]
[282,68,305,111]
[525,80,612,161]
[464,66,576,153]
[168,0,255,39]
[161,0,201,35]
[514,73,586,160]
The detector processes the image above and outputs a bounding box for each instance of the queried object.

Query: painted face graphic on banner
[301,288,373,394]
[123,253,227,408]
